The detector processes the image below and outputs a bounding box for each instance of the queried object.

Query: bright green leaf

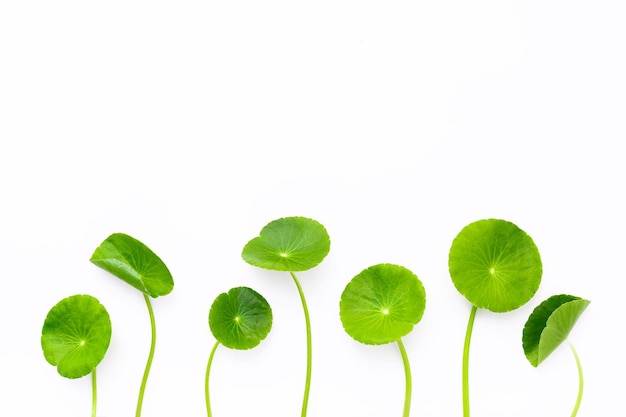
[41,294,112,379]
[90,233,174,298]
[523,294,590,367]
[241,216,330,272]
[448,219,542,312]
[209,287,273,350]
[340,264,426,345]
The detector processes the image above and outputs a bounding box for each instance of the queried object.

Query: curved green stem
[463,305,478,417]
[205,341,220,417]
[397,339,412,417]
[136,293,157,417]
[568,340,584,417]
[290,272,312,417]
[91,368,97,417]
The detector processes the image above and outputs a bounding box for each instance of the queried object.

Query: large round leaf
[340,264,426,345]
[448,219,542,312]
[41,294,112,379]
[90,233,174,298]
[209,287,273,350]
[523,294,590,367]
[241,216,330,272]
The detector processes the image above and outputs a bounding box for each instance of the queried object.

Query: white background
[1,1,624,416]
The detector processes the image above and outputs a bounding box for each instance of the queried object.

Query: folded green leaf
[241,216,330,272]
[41,294,112,379]
[209,287,273,350]
[90,233,174,297]
[448,218,542,312]
[340,263,426,345]
[523,294,590,367]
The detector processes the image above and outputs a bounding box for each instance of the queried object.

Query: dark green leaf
[209,287,273,350]
[90,233,174,297]
[523,294,590,367]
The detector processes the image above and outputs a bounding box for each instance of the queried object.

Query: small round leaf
[340,264,426,345]
[41,294,112,379]
[209,287,273,350]
[90,233,174,297]
[241,216,330,272]
[448,219,542,312]
[523,294,590,367]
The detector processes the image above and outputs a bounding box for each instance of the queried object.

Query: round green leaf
[241,216,330,272]
[448,219,542,312]
[90,233,174,298]
[209,287,273,350]
[340,264,426,345]
[41,294,112,379]
[522,294,590,367]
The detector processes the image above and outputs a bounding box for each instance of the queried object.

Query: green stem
[568,340,584,417]
[463,305,478,417]
[397,339,412,417]
[91,368,97,417]
[136,293,157,417]
[205,341,220,417]
[290,271,312,417]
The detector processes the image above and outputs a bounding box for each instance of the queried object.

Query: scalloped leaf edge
[339,263,426,345]
[41,294,112,379]
[241,216,331,272]
[209,286,273,350]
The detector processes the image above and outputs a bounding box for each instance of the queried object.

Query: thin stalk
[289,271,312,417]
[205,341,220,417]
[463,305,478,417]
[136,293,157,417]
[568,340,584,417]
[91,368,97,417]
[397,339,412,417]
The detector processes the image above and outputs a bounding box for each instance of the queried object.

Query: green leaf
[209,287,273,350]
[340,264,426,345]
[90,233,174,298]
[523,294,590,367]
[448,219,542,312]
[41,294,112,379]
[241,216,330,272]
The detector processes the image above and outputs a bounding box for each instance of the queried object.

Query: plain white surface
[1,1,623,416]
